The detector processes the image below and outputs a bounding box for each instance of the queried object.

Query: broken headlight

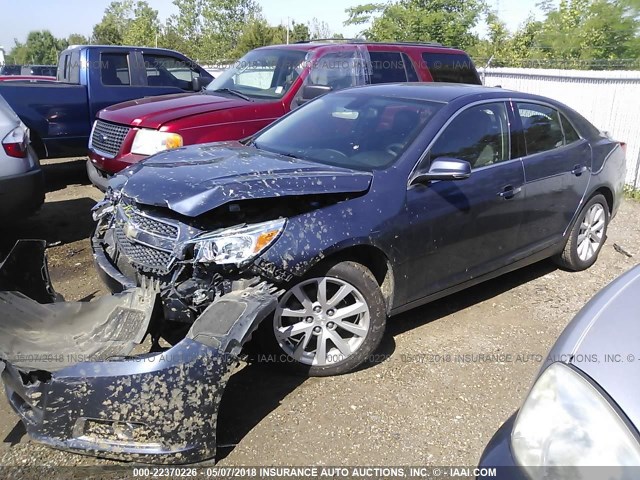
[192,219,286,265]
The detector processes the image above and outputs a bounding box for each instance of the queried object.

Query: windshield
[206,48,307,100]
[254,91,444,170]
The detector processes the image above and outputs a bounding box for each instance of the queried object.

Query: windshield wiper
[210,88,251,101]
[253,142,301,159]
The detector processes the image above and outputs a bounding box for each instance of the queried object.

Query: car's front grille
[114,227,174,273]
[112,203,181,273]
[128,210,179,239]
[90,120,130,158]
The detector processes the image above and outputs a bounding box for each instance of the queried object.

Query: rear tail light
[621,142,627,156]
[2,126,29,158]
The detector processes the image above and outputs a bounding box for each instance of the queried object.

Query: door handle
[497,185,522,199]
[571,164,587,176]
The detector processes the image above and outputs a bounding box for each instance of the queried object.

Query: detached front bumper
[0,240,279,464]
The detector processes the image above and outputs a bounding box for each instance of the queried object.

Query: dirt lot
[1,157,639,467]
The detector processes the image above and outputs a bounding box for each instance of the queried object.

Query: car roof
[255,41,469,55]
[332,82,559,105]
[62,45,186,56]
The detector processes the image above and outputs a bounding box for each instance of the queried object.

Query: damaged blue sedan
[0,83,627,464]
[93,83,625,376]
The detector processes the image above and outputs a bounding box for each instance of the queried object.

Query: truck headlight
[512,362,640,477]
[131,129,183,155]
[192,219,286,265]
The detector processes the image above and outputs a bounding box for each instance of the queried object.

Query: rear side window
[369,51,409,84]
[143,54,199,89]
[517,103,566,155]
[430,102,510,168]
[101,53,130,86]
[422,53,480,84]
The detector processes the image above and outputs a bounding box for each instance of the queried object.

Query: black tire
[554,194,609,271]
[257,260,386,377]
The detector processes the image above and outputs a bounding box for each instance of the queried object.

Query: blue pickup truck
[0,45,213,158]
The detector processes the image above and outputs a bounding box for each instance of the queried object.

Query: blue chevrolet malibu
[93,83,626,377]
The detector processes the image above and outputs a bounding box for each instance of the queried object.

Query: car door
[514,102,591,253]
[400,101,526,305]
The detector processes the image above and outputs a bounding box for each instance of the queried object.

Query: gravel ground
[1,157,639,468]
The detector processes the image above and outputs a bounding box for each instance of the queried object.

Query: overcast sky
[0,0,546,52]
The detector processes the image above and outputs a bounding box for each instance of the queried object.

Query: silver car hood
[546,265,640,430]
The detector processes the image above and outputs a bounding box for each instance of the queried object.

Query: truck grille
[90,120,130,158]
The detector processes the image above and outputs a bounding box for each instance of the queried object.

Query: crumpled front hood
[546,265,640,431]
[120,142,373,217]
[99,92,248,129]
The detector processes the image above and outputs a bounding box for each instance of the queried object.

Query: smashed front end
[91,188,291,329]
[0,240,279,464]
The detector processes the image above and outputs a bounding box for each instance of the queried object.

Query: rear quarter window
[421,52,480,84]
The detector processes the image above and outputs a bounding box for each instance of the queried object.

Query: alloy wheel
[273,277,370,366]
[577,203,606,262]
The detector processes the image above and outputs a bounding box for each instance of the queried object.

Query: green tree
[67,33,90,45]
[92,13,124,44]
[165,0,261,62]
[345,0,486,49]
[536,0,640,67]
[8,30,67,64]
[91,0,160,47]
[290,22,311,43]
[124,1,161,46]
[233,18,278,56]
[200,0,262,60]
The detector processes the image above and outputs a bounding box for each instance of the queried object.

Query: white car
[0,94,44,219]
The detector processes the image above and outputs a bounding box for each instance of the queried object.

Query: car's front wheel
[271,261,386,376]
[554,193,610,271]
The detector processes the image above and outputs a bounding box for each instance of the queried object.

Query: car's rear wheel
[269,261,386,377]
[554,194,609,271]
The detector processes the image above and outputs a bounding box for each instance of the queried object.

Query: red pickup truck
[87,40,481,190]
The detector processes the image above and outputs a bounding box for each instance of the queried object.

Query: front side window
[254,92,443,170]
[101,53,130,86]
[430,102,510,169]
[307,49,369,90]
[207,48,307,99]
[143,54,199,89]
[517,103,566,155]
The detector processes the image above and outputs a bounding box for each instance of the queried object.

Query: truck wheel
[267,261,386,377]
[554,194,609,271]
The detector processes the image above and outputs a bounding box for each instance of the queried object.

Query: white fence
[482,68,640,188]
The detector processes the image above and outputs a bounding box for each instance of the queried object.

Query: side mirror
[192,76,213,91]
[301,84,332,102]
[411,157,471,185]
